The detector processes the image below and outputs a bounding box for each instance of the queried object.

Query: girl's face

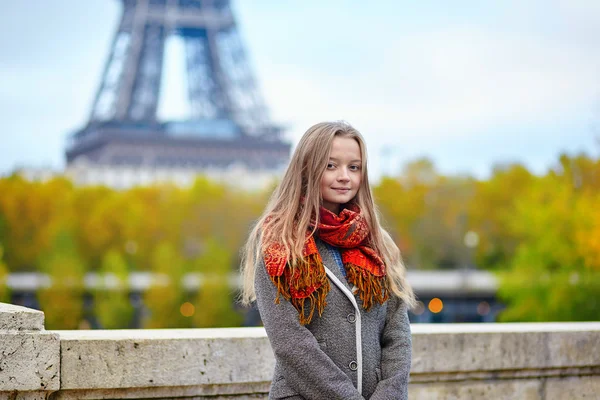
[320,136,362,214]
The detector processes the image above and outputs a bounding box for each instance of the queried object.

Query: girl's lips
[333,188,350,192]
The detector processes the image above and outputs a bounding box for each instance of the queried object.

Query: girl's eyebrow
[329,157,362,163]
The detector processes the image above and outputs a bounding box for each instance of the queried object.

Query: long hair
[240,121,415,308]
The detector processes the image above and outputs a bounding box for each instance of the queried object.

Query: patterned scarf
[263,204,389,325]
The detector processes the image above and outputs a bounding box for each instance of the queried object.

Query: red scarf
[263,204,389,324]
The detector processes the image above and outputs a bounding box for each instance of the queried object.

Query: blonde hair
[240,121,415,308]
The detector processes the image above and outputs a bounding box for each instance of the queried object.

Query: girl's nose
[337,168,350,181]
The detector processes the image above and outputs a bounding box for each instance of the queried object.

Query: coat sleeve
[368,295,412,400]
[254,258,365,400]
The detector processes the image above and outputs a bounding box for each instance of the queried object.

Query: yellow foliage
[1,152,598,325]
[94,249,134,329]
[0,245,9,302]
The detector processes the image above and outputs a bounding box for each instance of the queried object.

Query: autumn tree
[37,230,86,329]
[94,249,134,328]
[1,151,597,325]
[0,245,9,303]
[498,154,600,321]
[467,163,534,270]
[0,176,74,271]
[143,241,190,328]
[192,239,242,327]
[375,158,476,269]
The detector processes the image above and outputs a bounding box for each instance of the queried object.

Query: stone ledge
[0,392,56,400]
[411,322,600,374]
[49,383,270,400]
[412,366,600,383]
[409,375,600,400]
[1,300,599,400]
[48,323,600,399]
[0,331,60,392]
[411,321,600,333]
[0,303,44,331]
[57,328,273,393]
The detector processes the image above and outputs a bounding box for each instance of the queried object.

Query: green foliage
[192,239,242,328]
[375,158,476,269]
[0,176,74,271]
[498,269,600,321]
[467,164,534,270]
[1,153,599,326]
[37,229,86,329]
[497,159,600,321]
[0,244,10,302]
[377,153,600,321]
[0,174,267,328]
[143,241,190,328]
[94,249,134,329]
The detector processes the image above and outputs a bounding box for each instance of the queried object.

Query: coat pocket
[270,376,303,399]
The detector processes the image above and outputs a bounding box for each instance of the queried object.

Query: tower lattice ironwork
[66,0,289,184]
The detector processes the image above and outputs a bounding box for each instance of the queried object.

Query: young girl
[241,121,415,400]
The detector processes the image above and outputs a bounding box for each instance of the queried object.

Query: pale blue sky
[1,0,599,180]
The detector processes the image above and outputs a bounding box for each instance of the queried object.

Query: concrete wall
[1,302,599,400]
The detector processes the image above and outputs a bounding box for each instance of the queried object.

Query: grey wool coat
[255,238,412,400]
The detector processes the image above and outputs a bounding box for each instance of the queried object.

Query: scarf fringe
[269,254,330,325]
[345,263,389,310]
[264,205,387,324]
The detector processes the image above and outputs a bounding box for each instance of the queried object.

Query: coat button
[347,313,356,323]
[349,361,358,371]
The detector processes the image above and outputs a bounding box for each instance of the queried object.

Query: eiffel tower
[66,0,289,188]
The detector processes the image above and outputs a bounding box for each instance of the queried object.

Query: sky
[1,0,599,181]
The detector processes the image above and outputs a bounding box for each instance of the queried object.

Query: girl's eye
[327,163,335,169]
[349,165,361,171]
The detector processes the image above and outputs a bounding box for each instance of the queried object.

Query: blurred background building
[64,0,290,190]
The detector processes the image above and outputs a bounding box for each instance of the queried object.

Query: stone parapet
[409,323,600,399]
[0,302,599,399]
[0,302,45,331]
[54,328,272,399]
[0,303,60,400]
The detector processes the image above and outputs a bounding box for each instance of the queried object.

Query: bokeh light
[428,298,443,314]
[477,301,490,316]
[413,301,425,315]
[180,302,195,317]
